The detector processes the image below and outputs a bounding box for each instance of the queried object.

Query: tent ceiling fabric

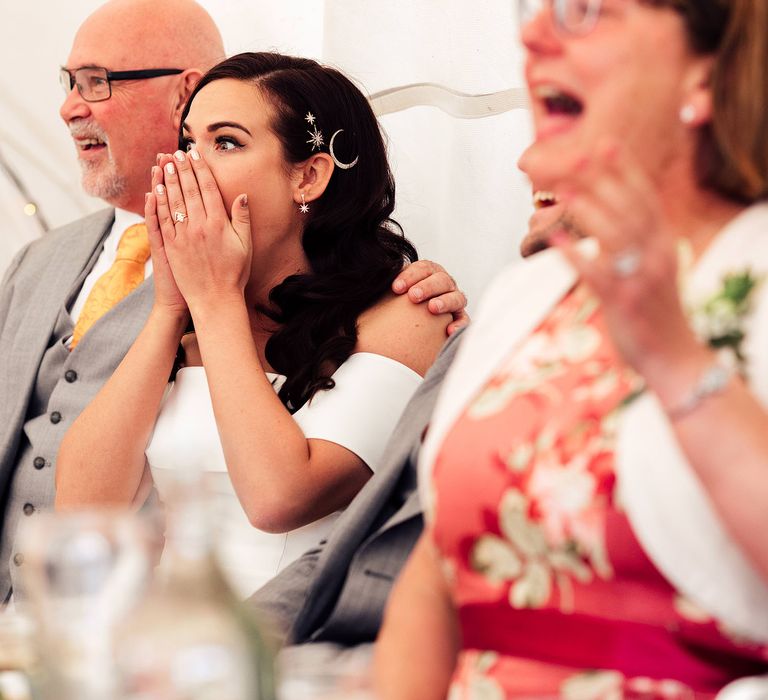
[0,0,534,308]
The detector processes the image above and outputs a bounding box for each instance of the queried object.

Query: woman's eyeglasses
[517,0,604,35]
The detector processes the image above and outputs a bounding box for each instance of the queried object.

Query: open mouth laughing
[76,137,107,152]
[530,84,584,139]
[534,190,558,209]
[69,121,109,159]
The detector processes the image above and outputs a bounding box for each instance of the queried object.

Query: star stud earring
[299,193,310,214]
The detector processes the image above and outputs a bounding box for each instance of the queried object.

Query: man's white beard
[79,156,127,202]
[69,119,127,202]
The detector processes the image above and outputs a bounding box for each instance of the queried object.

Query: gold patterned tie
[70,223,150,349]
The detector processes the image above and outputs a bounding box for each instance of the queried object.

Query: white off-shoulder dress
[145,352,422,598]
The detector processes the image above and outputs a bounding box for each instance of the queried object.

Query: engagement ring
[174,211,187,224]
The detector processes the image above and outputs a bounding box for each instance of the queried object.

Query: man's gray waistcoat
[0,209,154,599]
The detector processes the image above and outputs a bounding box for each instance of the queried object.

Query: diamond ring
[174,211,187,224]
[612,249,641,278]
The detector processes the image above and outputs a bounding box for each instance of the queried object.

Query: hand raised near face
[152,149,252,312]
[537,140,701,376]
[145,161,187,317]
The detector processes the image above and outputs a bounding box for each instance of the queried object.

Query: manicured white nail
[165,162,175,175]
[189,149,200,161]
[155,184,165,195]
[173,150,186,162]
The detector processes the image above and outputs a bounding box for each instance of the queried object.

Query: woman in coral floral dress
[375,1,768,698]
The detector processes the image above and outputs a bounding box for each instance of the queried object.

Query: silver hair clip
[304,112,359,169]
[305,112,324,151]
[329,129,359,170]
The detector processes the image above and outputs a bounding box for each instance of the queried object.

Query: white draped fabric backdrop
[0,0,533,309]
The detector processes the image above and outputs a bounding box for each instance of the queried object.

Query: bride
[56,52,453,597]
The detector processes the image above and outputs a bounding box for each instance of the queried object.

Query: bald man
[0,0,464,602]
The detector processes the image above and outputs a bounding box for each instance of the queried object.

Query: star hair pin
[305,112,324,151]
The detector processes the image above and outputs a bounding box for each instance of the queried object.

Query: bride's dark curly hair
[179,52,418,410]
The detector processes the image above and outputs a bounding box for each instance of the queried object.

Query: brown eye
[215,136,243,151]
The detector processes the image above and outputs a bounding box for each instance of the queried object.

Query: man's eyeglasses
[517,0,604,35]
[59,66,184,103]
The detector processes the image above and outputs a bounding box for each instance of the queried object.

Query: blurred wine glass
[15,509,150,700]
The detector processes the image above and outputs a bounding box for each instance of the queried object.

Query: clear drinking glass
[15,509,150,700]
[0,607,36,700]
[0,607,35,672]
[113,477,278,700]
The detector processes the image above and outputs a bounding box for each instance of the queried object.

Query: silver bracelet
[667,359,735,421]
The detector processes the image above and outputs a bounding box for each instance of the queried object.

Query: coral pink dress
[429,285,768,699]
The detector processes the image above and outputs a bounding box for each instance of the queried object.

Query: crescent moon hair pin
[329,129,359,170]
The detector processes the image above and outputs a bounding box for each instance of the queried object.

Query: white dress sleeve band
[292,352,423,473]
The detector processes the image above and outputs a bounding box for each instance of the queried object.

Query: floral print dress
[429,285,768,699]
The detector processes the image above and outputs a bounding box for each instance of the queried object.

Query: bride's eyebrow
[181,121,252,137]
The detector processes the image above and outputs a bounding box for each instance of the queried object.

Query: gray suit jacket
[0,209,154,542]
[250,329,463,645]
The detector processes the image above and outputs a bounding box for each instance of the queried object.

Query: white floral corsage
[689,269,763,372]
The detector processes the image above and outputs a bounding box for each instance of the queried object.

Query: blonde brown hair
[651,0,768,202]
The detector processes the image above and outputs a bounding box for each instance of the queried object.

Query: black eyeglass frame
[59,67,185,102]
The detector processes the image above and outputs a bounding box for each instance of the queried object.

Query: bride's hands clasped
[146,149,252,312]
[144,163,187,317]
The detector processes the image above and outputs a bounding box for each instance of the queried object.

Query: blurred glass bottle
[114,472,277,700]
[17,509,149,700]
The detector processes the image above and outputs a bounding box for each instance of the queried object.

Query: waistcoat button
[50,411,62,424]
[23,503,34,516]
[64,370,78,383]
[12,553,23,566]
[33,457,45,470]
